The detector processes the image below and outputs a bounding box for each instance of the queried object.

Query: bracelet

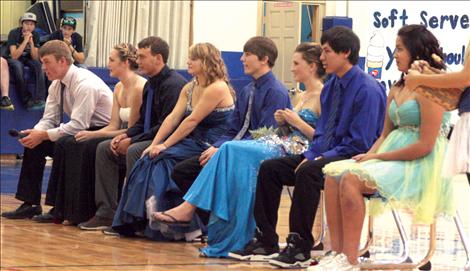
[161,142,168,149]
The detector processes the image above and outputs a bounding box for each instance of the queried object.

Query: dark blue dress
[112,82,234,240]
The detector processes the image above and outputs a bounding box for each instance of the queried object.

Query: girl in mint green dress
[312,25,455,270]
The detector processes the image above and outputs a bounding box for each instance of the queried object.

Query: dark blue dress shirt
[213,71,291,148]
[303,65,387,160]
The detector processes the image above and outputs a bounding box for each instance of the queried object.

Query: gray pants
[94,140,151,219]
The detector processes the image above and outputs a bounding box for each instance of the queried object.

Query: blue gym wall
[0,51,251,154]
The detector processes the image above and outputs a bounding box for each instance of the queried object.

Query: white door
[264,1,301,89]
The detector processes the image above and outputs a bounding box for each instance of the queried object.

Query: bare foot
[152,201,196,222]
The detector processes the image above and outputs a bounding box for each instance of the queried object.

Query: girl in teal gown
[153,43,325,257]
[312,25,455,270]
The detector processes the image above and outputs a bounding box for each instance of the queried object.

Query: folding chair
[359,124,470,270]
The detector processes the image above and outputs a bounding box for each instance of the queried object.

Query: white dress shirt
[34,65,113,141]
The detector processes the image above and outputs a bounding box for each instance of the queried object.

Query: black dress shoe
[32,213,55,223]
[1,203,42,219]
[32,208,57,223]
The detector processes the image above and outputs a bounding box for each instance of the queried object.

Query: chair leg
[360,222,437,270]
[359,210,411,262]
[358,215,373,257]
[313,192,325,250]
[391,209,412,264]
[287,187,293,200]
[454,211,470,270]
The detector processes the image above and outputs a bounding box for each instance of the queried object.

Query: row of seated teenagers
[3,25,469,270]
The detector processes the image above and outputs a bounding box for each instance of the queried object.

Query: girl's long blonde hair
[189,43,233,96]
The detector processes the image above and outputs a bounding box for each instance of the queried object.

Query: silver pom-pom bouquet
[250,126,309,155]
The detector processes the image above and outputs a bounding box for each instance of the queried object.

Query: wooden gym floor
[1,164,469,270]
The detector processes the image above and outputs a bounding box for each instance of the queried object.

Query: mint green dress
[323,99,454,224]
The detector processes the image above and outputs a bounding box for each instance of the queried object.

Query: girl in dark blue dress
[112,43,235,240]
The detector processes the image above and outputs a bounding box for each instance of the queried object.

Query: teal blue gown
[184,109,318,257]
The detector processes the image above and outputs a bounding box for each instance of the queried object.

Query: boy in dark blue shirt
[5,12,46,109]
[48,17,85,65]
[170,36,292,209]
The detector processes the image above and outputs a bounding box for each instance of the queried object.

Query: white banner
[351,1,469,91]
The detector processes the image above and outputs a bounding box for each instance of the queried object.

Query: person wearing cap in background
[48,17,85,66]
[5,12,46,110]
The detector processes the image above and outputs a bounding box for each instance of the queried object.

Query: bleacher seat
[1,51,252,154]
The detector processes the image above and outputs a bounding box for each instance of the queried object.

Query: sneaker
[78,216,113,230]
[1,203,42,219]
[313,253,359,271]
[308,250,338,270]
[102,227,120,236]
[268,233,311,268]
[30,100,45,110]
[0,96,14,110]
[25,99,35,109]
[228,230,279,261]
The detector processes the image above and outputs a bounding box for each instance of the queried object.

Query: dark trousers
[171,156,203,194]
[171,155,209,224]
[254,154,346,247]
[16,139,57,205]
[7,57,46,104]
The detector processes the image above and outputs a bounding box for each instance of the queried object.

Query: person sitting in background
[405,39,470,184]
[112,42,235,241]
[48,17,85,66]
[0,57,14,110]
[77,36,186,231]
[31,43,146,224]
[154,42,324,258]
[5,12,46,110]
[315,24,455,271]
[1,40,113,220]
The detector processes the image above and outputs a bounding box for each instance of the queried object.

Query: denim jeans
[7,57,46,105]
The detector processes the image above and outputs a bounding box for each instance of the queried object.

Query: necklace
[298,91,317,108]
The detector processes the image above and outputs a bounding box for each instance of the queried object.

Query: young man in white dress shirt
[2,40,113,220]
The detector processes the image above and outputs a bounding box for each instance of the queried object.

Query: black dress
[45,134,126,224]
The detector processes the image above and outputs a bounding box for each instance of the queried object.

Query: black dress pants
[16,140,56,205]
[171,155,209,225]
[171,156,203,194]
[254,154,346,247]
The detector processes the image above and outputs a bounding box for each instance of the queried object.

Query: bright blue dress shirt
[304,65,387,160]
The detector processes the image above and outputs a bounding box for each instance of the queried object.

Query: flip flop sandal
[155,211,192,227]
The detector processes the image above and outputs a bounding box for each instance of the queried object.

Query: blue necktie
[143,87,154,132]
[233,86,255,140]
[323,81,342,151]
